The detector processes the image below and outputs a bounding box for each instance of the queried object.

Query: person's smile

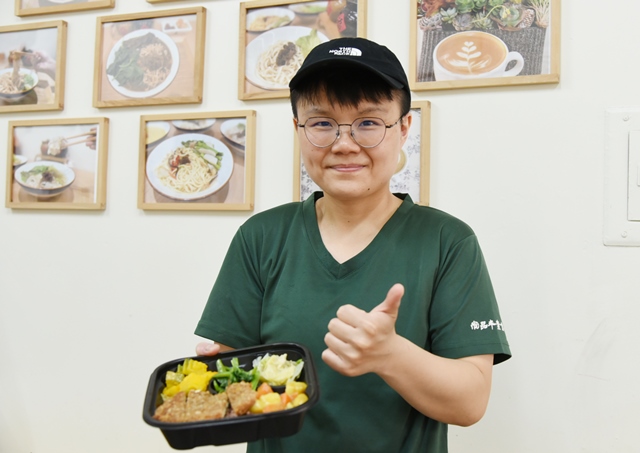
[328,163,367,172]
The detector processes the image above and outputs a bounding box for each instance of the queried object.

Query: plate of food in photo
[245,26,328,90]
[172,119,216,132]
[246,7,295,33]
[145,121,171,147]
[142,343,319,449]
[220,119,247,151]
[106,29,179,99]
[0,68,39,99]
[146,133,233,201]
[288,1,328,15]
[15,161,75,198]
[12,154,28,168]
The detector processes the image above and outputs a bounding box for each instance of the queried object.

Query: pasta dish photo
[146,133,234,201]
[245,26,327,91]
[156,141,220,194]
[256,40,304,87]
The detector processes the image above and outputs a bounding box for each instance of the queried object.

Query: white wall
[1,1,639,452]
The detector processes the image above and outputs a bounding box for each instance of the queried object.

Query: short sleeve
[194,226,264,348]
[429,234,511,364]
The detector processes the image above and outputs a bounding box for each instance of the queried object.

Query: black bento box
[143,343,319,450]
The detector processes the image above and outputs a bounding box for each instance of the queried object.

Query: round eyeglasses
[297,116,404,149]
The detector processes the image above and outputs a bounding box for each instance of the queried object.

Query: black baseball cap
[289,37,410,95]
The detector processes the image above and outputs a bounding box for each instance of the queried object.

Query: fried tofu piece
[153,391,188,423]
[154,383,257,422]
[154,390,230,423]
[226,382,257,416]
[186,390,229,421]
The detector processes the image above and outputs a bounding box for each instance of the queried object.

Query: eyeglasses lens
[303,117,387,148]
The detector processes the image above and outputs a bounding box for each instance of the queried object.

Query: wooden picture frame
[93,7,206,108]
[239,0,367,101]
[6,117,109,210]
[293,100,431,205]
[138,110,256,211]
[15,0,114,17]
[0,21,67,114]
[410,0,560,91]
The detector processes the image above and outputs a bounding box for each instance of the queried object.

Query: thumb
[371,283,404,319]
[195,342,220,356]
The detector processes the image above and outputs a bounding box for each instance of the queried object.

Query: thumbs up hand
[322,283,405,377]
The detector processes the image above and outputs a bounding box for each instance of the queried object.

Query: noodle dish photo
[245,26,328,91]
[106,28,179,99]
[15,161,75,198]
[0,67,39,99]
[146,133,233,201]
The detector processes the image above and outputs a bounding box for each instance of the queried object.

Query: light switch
[629,131,640,221]
[604,108,640,246]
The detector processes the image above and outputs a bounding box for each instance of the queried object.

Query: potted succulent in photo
[418,0,549,32]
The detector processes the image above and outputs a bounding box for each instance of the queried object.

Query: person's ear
[400,111,413,143]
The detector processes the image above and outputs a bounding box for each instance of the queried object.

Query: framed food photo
[239,0,367,101]
[293,101,431,205]
[410,0,560,91]
[16,0,114,17]
[5,117,109,210]
[93,7,206,108]
[0,21,67,114]
[138,111,256,211]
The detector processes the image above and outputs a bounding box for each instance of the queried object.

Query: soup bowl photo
[0,67,39,98]
[14,161,75,198]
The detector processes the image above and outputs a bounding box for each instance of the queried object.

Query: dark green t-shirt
[195,193,511,453]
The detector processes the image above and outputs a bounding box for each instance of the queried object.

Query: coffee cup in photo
[433,31,524,81]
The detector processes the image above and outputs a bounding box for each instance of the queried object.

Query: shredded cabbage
[252,353,304,386]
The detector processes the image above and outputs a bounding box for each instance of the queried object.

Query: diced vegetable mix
[250,381,309,414]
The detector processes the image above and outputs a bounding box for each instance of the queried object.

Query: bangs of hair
[290,65,409,118]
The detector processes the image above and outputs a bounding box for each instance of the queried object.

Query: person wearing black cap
[195,38,510,453]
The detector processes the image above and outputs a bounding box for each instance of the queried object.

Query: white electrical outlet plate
[604,108,640,246]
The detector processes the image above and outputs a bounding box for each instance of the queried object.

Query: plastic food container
[142,343,319,450]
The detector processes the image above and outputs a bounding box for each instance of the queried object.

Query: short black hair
[290,65,411,120]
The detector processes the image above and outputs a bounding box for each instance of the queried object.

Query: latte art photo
[436,36,506,75]
[415,0,557,87]
[432,31,524,81]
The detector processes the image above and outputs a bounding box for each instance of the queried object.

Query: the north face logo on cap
[328,47,362,56]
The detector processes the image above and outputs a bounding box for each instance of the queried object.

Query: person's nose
[332,124,359,151]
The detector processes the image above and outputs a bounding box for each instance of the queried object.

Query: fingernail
[205,343,217,353]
